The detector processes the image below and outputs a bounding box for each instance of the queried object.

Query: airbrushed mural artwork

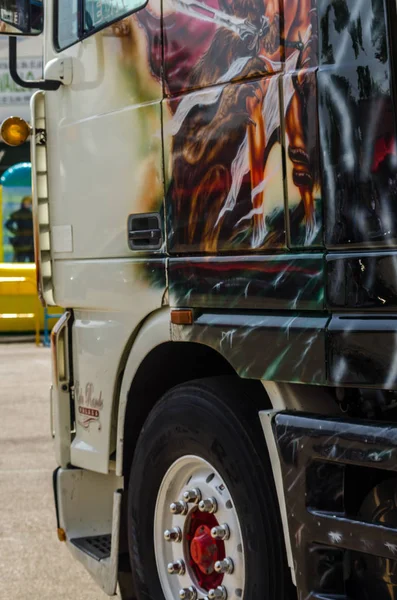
[107,0,321,250]
[111,0,397,252]
[141,0,320,251]
[163,0,319,252]
[104,0,397,388]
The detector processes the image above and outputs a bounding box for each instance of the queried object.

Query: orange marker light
[171,309,193,325]
[1,116,31,146]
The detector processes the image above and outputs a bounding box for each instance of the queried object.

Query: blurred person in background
[6,195,34,262]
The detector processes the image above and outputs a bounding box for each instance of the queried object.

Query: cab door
[42,0,166,473]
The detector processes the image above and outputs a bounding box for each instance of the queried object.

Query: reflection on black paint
[327,253,397,310]
[318,0,397,247]
[173,312,327,383]
[328,315,397,386]
[319,68,397,247]
[169,255,325,310]
[274,413,397,598]
[319,0,388,66]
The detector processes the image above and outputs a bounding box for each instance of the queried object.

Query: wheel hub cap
[191,525,218,574]
[154,456,245,599]
[188,512,225,590]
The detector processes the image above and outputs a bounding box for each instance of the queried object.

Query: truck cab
[2,0,397,598]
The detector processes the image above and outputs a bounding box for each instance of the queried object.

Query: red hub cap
[187,510,225,590]
[191,524,218,574]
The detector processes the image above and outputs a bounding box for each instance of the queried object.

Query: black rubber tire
[127,376,296,600]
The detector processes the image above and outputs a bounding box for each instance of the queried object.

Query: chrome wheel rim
[154,455,245,600]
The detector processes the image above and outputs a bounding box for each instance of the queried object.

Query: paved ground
[0,343,109,599]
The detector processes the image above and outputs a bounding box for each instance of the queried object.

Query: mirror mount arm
[9,37,61,91]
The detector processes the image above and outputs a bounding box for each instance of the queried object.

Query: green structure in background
[0,162,33,262]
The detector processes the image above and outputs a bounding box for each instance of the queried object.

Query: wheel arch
[115,309,276,479]
[117,313,245,479]
[115,309,340,479]
[114,308,270,596]
[114,309,339,594]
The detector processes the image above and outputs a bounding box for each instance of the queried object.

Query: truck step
[70,534,111,561]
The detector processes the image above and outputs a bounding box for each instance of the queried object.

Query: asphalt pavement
[0,343,109,599]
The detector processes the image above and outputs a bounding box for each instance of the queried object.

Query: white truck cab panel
[40,0,168,474]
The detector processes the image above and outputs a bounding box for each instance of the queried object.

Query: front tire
[128,376,295,600]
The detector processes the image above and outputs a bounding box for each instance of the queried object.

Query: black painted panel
[328,315,397,387]
[318,0,389,68]
[274,413,397,598]
[172,312,328,383]
[318,63,397,248]
[317,0,397,248]
[169,255,324,311]
[327,252,397,310]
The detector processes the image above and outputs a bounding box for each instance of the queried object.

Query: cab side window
[55,0,147,51]
[55,0,79,50]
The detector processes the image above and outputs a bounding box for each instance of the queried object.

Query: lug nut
[208,586,227,600]
[170,500,188,515]
[167,559,185,575]
[179,587,198,600]
[198,497,217,514]
[211,524,230,540]
[214,557,234,574]
[164,527,182,542]
[183,488,202,504]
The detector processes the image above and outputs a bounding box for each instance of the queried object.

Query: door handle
[129,228,161,242]
[128,213,162,250]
